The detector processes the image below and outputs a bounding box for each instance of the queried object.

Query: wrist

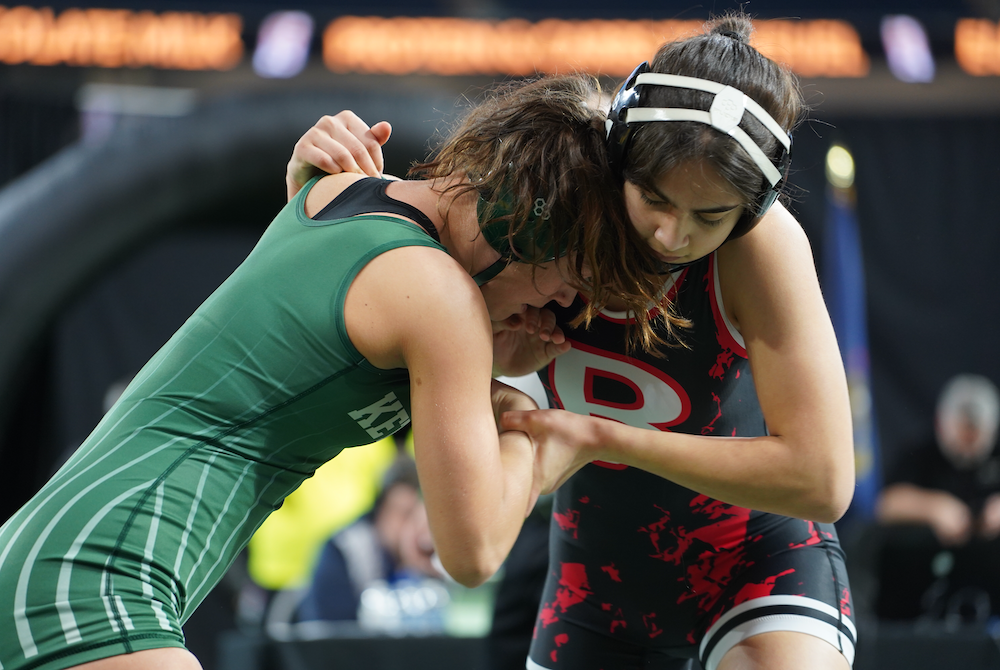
[588,415,615,463]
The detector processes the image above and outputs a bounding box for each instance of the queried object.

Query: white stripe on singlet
[0,306,253,567]
[10,301,357,659]
[184,415,359,609]
[141,483,165,601]
[699,595,857,670]
[171,454,219,584]
[142,483,175,631]
[56,482,154,643]
[113,596,135,631]
[186,465,294,609]
[183,460,252,601]
[9,321,280,656]
[13,461,173,658]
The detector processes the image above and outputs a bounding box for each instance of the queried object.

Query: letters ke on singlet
[348,392,410,440]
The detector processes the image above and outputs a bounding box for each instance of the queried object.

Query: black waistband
[312,178,440,243]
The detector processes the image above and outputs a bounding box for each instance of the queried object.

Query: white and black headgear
[605,61,792,242]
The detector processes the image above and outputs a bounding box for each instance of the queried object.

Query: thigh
[716,630,849,670]
[68,648,203,670]
[0,554,187,670]
[697,524,857,670]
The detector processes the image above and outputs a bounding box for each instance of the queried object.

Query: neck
[386,177,500,277]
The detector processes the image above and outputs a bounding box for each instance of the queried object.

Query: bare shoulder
[720,202,813,276]
[717,202,819,328]
[303,173,367,218]
[345,244,489,369]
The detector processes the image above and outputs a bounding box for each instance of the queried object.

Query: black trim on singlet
[699,603,857,665]
[312,177,440,243]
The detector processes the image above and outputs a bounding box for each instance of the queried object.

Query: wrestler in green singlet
[0,177,443,670]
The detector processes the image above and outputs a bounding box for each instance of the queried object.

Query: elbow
[801,460,856,523]
[808,487,853,523]
[437,550,503,589]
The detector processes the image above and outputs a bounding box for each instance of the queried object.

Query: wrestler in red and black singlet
[528,252,857,670]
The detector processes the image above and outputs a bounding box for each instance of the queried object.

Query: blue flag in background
[822,181,881,520]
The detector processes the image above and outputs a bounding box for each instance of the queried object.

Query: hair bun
[708,13,753,43]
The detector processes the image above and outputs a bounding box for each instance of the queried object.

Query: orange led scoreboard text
[0,6,242,69]
[322,17,870,77]
[1,5,999,77]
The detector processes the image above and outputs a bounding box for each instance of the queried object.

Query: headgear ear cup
[471,185,566,286]
[605,62,651,179]
[605,61,792,241]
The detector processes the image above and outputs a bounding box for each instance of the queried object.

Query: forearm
[424,429,534,587]
[593,419,853,522]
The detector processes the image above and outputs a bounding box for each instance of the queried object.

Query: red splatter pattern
[840,587,852,616]
[553,509,581,539]
[732,568,796,606]
[538,562,592,628]
[788,521,824,549]
[709,350,735,380]
[638,496,755,617]
[700,392,722,435]
[642,612,663,638]
[550,632,570,661]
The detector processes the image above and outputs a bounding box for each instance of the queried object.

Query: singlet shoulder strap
[311,177,440,243]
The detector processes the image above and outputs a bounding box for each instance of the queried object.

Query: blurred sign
[0,5,243,69]
[322,17,870,78]
[956,18,1000,75]
[880,15,935,83]
[253,10,313,79]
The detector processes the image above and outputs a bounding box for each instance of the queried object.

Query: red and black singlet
[529,252,856,670]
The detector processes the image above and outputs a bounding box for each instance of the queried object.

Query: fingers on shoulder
[318,111,386,175]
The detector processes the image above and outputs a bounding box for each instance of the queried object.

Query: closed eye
[640,192,667,206]
[695,214,727,227]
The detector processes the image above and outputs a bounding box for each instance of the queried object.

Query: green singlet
[0,177,446,670]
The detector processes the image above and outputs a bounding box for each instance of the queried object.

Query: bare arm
[344,241,536,586]
[503,203,855,523]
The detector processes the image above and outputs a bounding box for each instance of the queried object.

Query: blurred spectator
[875,374,1000,621]
[298,456,439,622]
[246,435,402,593]
[239,432,411,633]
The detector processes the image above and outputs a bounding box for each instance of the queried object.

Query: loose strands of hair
[410,74,671,354]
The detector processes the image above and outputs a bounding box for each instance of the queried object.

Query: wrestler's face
[625,159,745,265]
[479,257,578,322]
